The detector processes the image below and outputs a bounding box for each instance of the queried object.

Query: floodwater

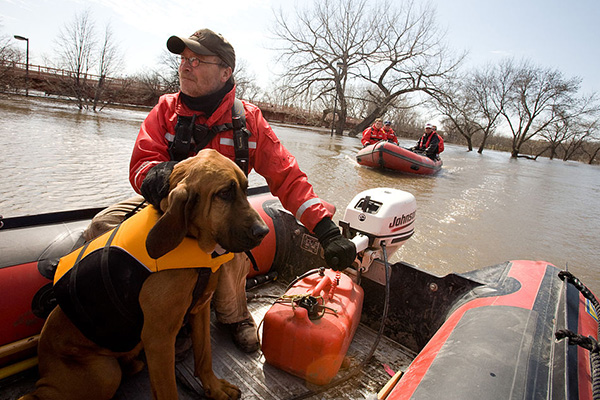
[1,95,599,295]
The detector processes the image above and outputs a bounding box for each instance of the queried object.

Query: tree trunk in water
[589,147,600,164]
[334,108,347,135]
[478,132,491,154]
[511,137,521,158]
[93,75,105,112]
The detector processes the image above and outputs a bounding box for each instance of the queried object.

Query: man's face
[178,48,232,97]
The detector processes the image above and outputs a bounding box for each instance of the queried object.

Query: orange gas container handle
[311,274,333,302]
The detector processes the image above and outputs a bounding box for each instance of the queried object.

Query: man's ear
[220,67,233,84]
[146,184,195,259]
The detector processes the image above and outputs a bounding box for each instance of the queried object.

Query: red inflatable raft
[356,141,442,175]
[379,260,600,399]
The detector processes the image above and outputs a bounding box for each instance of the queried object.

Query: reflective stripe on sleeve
[295,198,322,221]
[219,138,257,149]
[133,161,161,191]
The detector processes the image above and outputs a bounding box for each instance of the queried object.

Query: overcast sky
[2,0,598,94]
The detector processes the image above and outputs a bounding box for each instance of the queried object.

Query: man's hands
[314,217,357,271]
[140,161,177,209]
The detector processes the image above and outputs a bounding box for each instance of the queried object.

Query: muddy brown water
[1,95,599,295]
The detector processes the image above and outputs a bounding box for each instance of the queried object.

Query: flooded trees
[431,58,598,160]
[430,65,508,154]
[92,24,123,111]
[54,10,124,110]
[271,0,461,136]
[0,30,22,92]
[498,59,582,158]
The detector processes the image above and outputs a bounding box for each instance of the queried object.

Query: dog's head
[146,149,269,259]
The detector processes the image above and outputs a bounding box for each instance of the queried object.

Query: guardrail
[3,62,359,127]
[7,62,129,85]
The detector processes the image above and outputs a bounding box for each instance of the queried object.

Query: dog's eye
[216,186,235,201]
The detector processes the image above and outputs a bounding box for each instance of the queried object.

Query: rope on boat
[557,270,600,400]
[559,271,600,324]
[274,293,338,320]
[265,267,341,320]
[555,330,600,400]
[555,330,600,353]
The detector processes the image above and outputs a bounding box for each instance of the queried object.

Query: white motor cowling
[340,188,416,271]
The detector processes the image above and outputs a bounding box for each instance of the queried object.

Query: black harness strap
[170,114,197,161]
[100,223,138,322]
[169,98,251,176]
[231,98,250,176]
[245,250,259,272]
[66,240,95,328]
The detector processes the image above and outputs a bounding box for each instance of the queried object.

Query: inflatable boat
[0,187,597,400]
[356,141,442,175]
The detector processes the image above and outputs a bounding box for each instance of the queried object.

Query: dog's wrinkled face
[146,149,269,259]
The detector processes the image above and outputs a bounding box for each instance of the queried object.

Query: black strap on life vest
[169,98,251,176]
[231,98,251,176]
[245,250,259,272]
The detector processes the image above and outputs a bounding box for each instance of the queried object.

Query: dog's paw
[121,358,145,376]
[204,378,241,400]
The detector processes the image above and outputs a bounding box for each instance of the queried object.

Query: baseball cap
[425,123,433,129]
[384,121,391,125]
[167,29,236,71]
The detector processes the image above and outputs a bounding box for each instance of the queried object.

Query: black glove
[314,217,357,271]
[140,161,177,209]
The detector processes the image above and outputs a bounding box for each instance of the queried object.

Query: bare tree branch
[55,9,97,109]
[271,0,462,136]
[93,23,124,111]
[498,58,582,157]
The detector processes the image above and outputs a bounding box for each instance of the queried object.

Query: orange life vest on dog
[55,206,232,282]
[53,206,233,352]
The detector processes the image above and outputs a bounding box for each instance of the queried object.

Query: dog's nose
[252,223,269,240]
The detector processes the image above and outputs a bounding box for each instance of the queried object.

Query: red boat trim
[577,317,592,400]
[392,261,549,399]
[562,279,600,400]
[378,146,441,172]
[0,262,50,346]
[575,284,598,399]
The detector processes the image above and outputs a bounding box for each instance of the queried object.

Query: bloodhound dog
[20,149,269,400]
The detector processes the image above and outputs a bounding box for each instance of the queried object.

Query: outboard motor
[261,188,417,385]
[340,187,417,273]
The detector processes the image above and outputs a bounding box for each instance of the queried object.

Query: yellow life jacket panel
[53,206,233,352]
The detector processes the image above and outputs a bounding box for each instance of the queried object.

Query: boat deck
[1,280,416,400]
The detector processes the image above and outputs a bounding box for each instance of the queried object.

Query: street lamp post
[13,35,29,96]
[330,62,344,137]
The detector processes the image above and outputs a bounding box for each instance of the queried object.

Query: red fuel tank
[261,269,364,385]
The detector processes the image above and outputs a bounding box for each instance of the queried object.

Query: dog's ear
[146,184,196,259]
